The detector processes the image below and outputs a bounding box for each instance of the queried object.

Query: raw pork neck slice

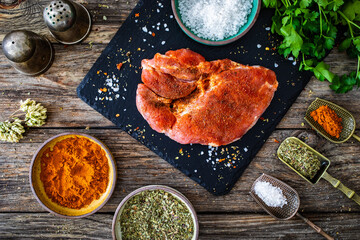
[136,49,278,146]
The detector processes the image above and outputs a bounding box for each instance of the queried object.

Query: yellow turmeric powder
[310,105,343,138]
[40,136,109,209]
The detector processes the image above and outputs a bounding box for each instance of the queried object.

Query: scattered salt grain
[244,147,248,152]
[178,0,253,41]
[265,27,270,31]
[257,44,261,48]
[170,15,174,19]
[254,181,287,208]
[161,41,166,45]
[157,9,160,13]
[142,26,148,33]
[165,28,169,31]
[274,63,279,68]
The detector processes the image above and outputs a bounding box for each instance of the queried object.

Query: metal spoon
[250,174,334,240]
[277,137,360,206]
[304,98,360,143]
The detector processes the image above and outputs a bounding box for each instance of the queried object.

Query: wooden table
[0,0,359,239]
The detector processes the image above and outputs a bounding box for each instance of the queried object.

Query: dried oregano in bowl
[118,189,195,240]
[0,99,47,142]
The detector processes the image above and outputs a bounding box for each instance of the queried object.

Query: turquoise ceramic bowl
[171,0,261,46]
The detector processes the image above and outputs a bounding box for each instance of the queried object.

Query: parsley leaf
[279,24,303,57]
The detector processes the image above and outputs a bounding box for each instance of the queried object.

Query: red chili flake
[218,158,226,162]
[135,13,139,17]
[179,148,183,154]
[152,32,155,37]
[116,114,120,117]
[97,70,100,74]
[233,166,236,168]
[116,63,123,70]
[188,155,190,157]
[260,117,265,120]
[135,127,139,130]
[104,72,108,76]
[274,139,280,143]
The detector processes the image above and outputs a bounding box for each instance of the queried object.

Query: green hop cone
[20,99,47,127]
[0,118,25,143]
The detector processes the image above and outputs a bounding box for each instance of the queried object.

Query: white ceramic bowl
[112,185,199,240]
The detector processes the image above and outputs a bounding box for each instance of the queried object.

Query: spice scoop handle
[322,172,360,206]
[295,213,334,240]
[352,134,360,142]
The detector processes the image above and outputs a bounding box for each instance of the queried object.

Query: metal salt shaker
[43,0,92,44]
[2,30,54,76]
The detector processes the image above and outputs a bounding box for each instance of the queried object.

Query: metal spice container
[277,137,360,206]
[250,174,334,240]
[2,30,53,76]
[304,98,360,143]
[43,0,91,44]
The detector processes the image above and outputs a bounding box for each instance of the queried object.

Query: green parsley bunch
[0,99,47,143]
[263,0,360,93]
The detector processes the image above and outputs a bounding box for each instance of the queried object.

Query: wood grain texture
[0,213,358,239]
[1,129,359,213]
[1,0,360,239]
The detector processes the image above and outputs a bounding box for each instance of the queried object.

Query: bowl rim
[171,0,261,46]
[29,132,117,219]
[112,185,199,240]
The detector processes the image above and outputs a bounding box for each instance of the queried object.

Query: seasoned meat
[136,49,278,146]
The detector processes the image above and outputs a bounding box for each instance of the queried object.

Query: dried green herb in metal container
[119,189,194,240]
[278,138,321,179]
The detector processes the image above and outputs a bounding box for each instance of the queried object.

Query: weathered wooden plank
[1,129,359,213]
[0,46,359,129]
[0,0,137,43]
[0,212,358,239]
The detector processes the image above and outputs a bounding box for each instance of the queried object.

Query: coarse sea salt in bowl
[172,0,261,46]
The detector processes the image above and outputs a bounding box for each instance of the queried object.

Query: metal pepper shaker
[2,30,54,76]
[43,0,92,44]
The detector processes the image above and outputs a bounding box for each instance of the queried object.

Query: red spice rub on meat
[136,49,278,146]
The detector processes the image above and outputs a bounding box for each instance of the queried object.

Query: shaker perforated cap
[43,0,76,32]
[43,0,91,44]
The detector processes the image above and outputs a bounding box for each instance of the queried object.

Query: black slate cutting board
[77,0,313,195]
